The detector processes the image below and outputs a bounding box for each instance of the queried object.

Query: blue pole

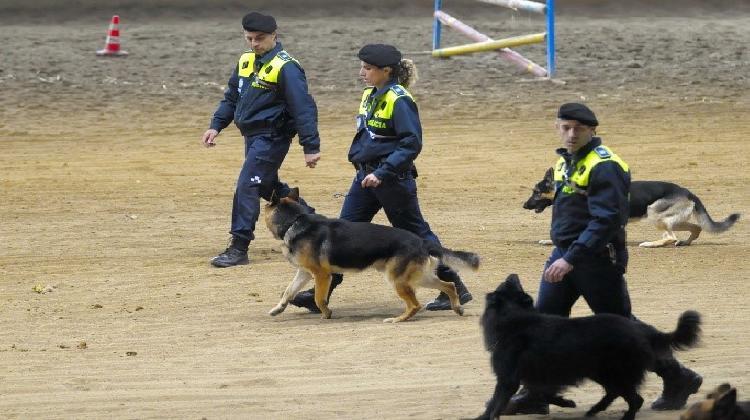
[433,0,442,51]
[546,0,556,77]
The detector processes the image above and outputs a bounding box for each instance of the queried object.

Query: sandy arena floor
[1,2,749,419]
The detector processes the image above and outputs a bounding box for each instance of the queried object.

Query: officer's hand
[202,129,219,148]
[304,153,321,168]
[543,258,574,283]
[361,174,382,188]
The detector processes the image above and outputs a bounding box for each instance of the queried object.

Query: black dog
[474,274,701,420]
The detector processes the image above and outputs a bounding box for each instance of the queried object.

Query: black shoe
[289,288,321,313]
[289,274,343,313]
[651,368,703,410]
[424,290,473,311]
[426,266,473,311]
[502,389,550,415]
[210,247,249,268]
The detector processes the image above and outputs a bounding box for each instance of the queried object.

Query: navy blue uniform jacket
[551,137,631,267]
[348,81,422,181]
[210,42,320,155]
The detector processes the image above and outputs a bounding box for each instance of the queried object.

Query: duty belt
[554,241,620,265]
[355,161,381,173]
[355,161,416,180]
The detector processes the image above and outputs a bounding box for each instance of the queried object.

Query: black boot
[289,273,343,313]
[210,236,249,268]
[425,265,473,311]
[651,359,703,410]
[502,387,550,415]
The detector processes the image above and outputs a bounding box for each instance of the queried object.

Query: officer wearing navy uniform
[201,12,321,267]
[504,103,702,415]
[290,44,472,312]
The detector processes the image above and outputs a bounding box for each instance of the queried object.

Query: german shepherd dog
[263,188,480,322]
[681,384,750,420]
[473,274,701,420]
[524,168,740,247]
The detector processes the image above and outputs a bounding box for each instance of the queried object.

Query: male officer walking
[504,103,702,414]
[201,12,321,267]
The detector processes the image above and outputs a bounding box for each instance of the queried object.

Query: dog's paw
[675,240,691,247]
[269,304,287,316]
[454,306,464,316]
[584,408,600,417]
[638,241,660,248]
[550,396,576,408]
[383,317,397,323]
[320,310,332,320]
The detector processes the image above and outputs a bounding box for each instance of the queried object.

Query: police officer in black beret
[503,103,702,415]
[201,12,321,267]
[289,44,473,312]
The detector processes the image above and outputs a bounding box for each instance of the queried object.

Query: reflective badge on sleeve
[594,146,611,158]
[391,85,406,96]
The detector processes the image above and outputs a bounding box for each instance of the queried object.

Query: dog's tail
[426,243,480,272]
[647,310,701,355]
[689,192,740,233]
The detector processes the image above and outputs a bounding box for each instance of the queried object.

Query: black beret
[242,12,277,33]
[357,44,402,68]
[557,103,598,127]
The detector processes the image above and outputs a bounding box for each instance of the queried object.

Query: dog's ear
[286,187,300,202]
[269,189,281,206]
[717,388,737,405]
[485,291,498,306]
[519,292,534,309]
[505,274,524,291]
[544,167,554,180]
[713,388,737,417]
[498,274,535,308]
[709,384,732,399]
[717,383,732,394]
[496,274,521,292]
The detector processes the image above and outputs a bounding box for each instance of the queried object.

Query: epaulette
[390,85,408,97]
[594,146,611,159]
[276,51,292,61]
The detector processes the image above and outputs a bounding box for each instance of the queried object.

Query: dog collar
[279,214,305,240]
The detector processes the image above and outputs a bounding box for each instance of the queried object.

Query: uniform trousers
[231,133,313,241]
[339,170,439,244]
[536,246,632,317]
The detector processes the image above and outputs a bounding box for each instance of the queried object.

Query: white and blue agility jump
[432,0,556,77]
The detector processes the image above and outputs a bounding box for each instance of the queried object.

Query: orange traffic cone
[96,15,128,57]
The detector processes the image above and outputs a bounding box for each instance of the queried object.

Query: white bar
[476,0,546,14]
[434,10,547,77]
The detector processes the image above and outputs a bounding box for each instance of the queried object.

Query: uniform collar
[369,79,398,100]
[556,136,602,161]
[257,42,283,64]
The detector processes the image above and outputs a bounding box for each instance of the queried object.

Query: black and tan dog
[524,168,740,247]
[263,188,480,323]
[681,383,750,420]
[473,274,701,420]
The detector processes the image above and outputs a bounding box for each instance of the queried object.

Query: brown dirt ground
[1,2,748,419]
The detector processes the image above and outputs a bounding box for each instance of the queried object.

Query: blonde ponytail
[397,58,418,88]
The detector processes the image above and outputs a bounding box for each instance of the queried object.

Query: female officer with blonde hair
[291,43,472,312]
